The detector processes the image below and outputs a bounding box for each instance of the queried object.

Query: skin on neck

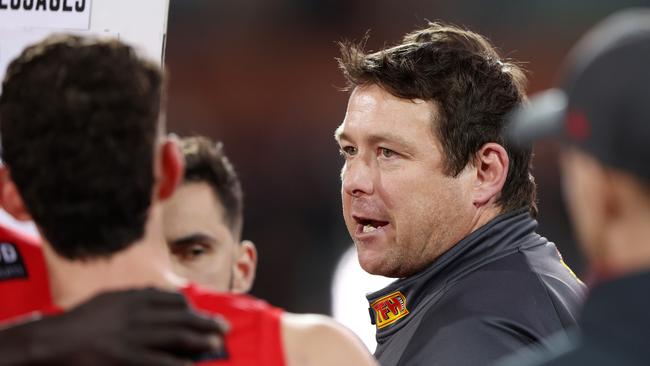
[44,203,186,310]
[469,203,502,235]
[426,194,503,267]
[447,146,510,254]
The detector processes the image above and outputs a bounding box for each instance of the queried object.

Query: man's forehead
[335,111,437,146]
[336,127,416,148]
[348,84,431,110]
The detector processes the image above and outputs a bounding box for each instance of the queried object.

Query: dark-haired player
[164,136,256,294]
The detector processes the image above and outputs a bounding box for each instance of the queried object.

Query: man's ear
[231,240,257,294]
[472,143,509,208]
[157,138,184,201]
[0,167,32,221]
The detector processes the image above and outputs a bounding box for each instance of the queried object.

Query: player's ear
[231,240,257,294]
[472,142,509,208]
[0,166,32,221]
[157,137,184,201]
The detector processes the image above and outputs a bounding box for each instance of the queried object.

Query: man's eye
[339,146,358,157]
[174,243,209,261]
[379,147,397,158]
[187,245,206,257]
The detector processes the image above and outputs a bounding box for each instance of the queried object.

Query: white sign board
[0,0,169,85]
[0,0,170,236]
[0,0,92,29]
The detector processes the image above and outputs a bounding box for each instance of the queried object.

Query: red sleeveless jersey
[0,224,51,323]
[182,285,286,366]
[0,224,286,365]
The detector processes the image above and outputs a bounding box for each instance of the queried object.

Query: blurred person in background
[334,22,586,365]
[164,136,256,293]
[504,8,650,366]
[0,217,50,322]
[0,34,376,366]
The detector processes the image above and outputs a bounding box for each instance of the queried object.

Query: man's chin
[356,249,399,278]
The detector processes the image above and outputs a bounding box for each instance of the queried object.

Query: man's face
[336,85,476,278]
[560,147,608,264]
[162,181,239,291]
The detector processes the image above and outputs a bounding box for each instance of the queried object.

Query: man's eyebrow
[336,130,412,148]
[334,125,345,143]
[169,233,217,247]
[335,129,351,144]
[365,132,412,147]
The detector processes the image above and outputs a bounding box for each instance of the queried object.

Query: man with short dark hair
[334,22,585,365]
[0,36,227,366]
[0,34,375,366]
[164,136,257,293]
[505,8,650,365]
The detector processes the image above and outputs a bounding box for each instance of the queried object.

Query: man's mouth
[354,216,390,234]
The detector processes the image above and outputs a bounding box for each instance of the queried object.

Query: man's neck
[468,204,503,235]
[43,205,185,309]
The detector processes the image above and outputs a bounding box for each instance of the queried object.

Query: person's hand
[0,288,228,366]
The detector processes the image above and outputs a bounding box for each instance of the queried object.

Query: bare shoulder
[281,313,377,366]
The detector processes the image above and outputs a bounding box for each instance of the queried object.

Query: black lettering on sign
[0,243,28,281]
[0,0,86,11]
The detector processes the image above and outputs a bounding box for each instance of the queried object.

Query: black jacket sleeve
[397,316,540,366]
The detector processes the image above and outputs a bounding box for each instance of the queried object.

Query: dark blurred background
[164,0,650,314]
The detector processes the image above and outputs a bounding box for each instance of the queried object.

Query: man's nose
[342,159,374,197]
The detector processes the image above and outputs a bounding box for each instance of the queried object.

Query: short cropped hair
[0,35,163,259]
[180,136,244,238]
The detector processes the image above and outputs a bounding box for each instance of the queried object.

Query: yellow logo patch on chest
[370,291,409,329]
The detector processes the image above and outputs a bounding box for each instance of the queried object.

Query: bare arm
[282,313,377,366]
